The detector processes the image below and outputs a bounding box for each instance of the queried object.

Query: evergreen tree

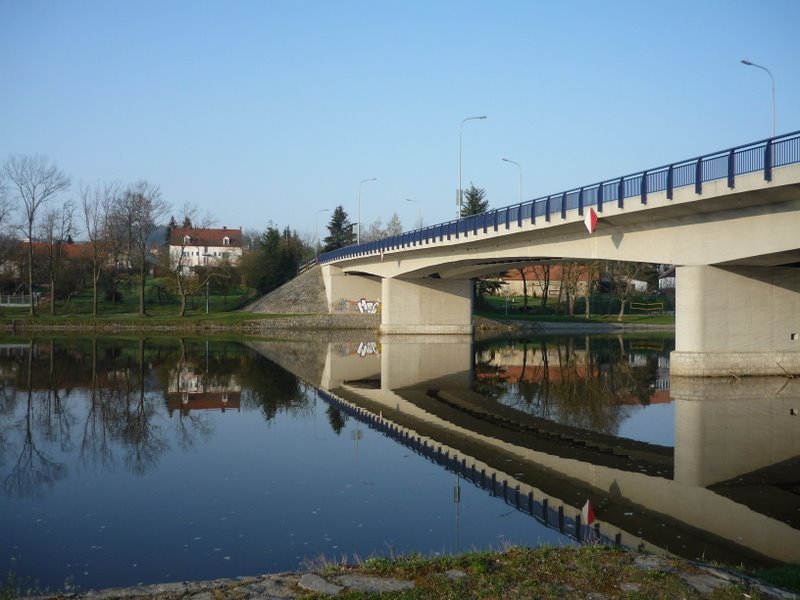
[249,224,311,294]
[322,205,354,252]
[461,184,489,217]
[461,185,500,301]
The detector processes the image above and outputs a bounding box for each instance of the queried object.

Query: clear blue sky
[2,0,798,240]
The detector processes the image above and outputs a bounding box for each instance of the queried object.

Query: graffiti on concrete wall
[356,341,380,357]
[356,298,380,314]
[334,298,381,314]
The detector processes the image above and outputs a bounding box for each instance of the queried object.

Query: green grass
[476,293,675,325]
[750,564,800,592]
[0,279,269,327]
[305,546,780,599]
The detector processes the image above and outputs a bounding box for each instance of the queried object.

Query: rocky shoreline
[27,549,796,599]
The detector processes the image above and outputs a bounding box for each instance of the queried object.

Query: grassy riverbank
[6,546,797,599]
[312,546,799,599]
[0,309,673,333]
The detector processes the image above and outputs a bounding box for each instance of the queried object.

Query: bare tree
[385,213,403,237]
[608,260,649,321]
[167,203,214,317]
[530,263,551,308]
[113,180,169,315]
[0,170,15,234]
[361,218,385,242]
[583,260,602,319]
[514,266,530,311]
[0,171,17,281]
[38,201,76,314]
[560,261,586,316]
[4,155,70,314]
[81,181,118,316]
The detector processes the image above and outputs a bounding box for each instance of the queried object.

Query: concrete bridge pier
[671,265,800,376]
[380,278,474,335]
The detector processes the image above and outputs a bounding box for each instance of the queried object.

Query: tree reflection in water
[0,337,311,498]
[474,335,672,437]
[3,341,67,499]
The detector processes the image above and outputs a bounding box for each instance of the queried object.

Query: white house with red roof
[168,226,243,273]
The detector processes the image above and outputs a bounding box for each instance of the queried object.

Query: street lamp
[741,59,776,136]
[315,208,329,256]
[405,198,422,229]
[202,253,212,314]
[357,177,376,244]
[501,158,523,203]
[458,115,487,219]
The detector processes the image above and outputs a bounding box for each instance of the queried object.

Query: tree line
[0,155,302,315]
[0,154,416,316]
[0,154,662,318]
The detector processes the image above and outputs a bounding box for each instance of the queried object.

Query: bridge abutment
[380,278,473,335]
[321,265,382,314]
[671,265,800,376]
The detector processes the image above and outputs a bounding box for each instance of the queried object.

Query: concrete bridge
[318,132,800,376]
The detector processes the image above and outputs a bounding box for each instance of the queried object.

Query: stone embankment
[242,266,330,315]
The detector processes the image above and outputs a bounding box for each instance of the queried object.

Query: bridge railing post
[764,139,773,181]
[640,171,648,204]
[667,164,674,199]
[695,157,703,194]
[597,182,604,212]
[727,149,736,189]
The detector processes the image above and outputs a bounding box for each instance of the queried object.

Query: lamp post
[405,198,422,229]
[357,177,376,244]
[741,59,776,136]
[202,253,212,314]
[315,208,329,256]
[501,158,523,203]
[458,115,487,219]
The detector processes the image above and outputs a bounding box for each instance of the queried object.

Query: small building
[503,264,593,298]
[658,266,676,292]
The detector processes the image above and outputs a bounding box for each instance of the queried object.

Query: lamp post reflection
[454,471,461,552]
[351,420,363,479]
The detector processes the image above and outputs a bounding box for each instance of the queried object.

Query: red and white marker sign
[582,499,596,525]
[584,208,598,234]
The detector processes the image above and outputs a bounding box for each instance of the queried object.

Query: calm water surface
[0,335,797,592]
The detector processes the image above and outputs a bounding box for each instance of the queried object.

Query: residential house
[168,226,243,274]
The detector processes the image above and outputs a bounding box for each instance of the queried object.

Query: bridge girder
[332,167,800,281]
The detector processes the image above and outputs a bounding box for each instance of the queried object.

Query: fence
[0,295,35,308]
[629,302,665,314]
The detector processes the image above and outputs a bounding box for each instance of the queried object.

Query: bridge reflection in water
[252,335,800,567]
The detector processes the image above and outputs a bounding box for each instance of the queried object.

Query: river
[0,334,797,592]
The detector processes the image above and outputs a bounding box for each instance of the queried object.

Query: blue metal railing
[319,130,800,265]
